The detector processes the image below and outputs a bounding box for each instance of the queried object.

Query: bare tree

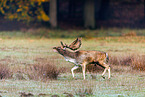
[84,0,95,29]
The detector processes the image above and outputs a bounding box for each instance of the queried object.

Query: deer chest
[64,57,78,65]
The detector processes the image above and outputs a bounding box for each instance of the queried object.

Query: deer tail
[106,53,109,63]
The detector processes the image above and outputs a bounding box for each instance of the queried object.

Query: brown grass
[110,54,145,71]
[0,64,11,79]
[26,63,61,80]
[0,53,144,81]
[109,54,133,66]
[131,55,145,71]
[75,88,93,97]
[122,31,137,36]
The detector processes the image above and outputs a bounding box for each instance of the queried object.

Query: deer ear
[78,37,82,40]
[60,41,65,50]
[60,41,64,46]
[61,41,67,46]
[60,41,68,49]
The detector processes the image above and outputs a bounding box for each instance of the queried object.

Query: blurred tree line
[0,0,144,30]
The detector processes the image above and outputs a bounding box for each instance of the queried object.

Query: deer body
[53,47,110,80]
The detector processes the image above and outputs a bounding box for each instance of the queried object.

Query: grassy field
[0,31,144,97]
[0,28,145,38]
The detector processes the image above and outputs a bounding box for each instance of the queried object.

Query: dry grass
[110,54,133,66]
[122,31,137,36]
[26,63,61,80]
[110,54,145,71]
[0,53,142,81]
[0,64,12,79]
[131,55,145,71]
[75,88,93,97]
[0,63,61,80]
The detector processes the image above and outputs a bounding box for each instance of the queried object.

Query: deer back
[76,50,107,63]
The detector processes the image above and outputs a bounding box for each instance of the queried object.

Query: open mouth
[53,49,58,52]
[53,47,58,52]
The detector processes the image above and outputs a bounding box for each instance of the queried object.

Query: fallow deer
[53,42,110,80]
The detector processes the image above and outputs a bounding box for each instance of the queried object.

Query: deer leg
[102,66,111,79]
[108,67,111,79]
[99,61,110,79]
[81,63,87,80]
[71,66,79,79]
[83,65,86,80]
[102,68,107,79]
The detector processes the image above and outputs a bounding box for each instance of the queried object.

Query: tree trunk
[49,0,57,28]
[99,0,110,20]
[95,0,102,20]
[69,0,76,18]
[144,0,145,20]
[84,0,95,29]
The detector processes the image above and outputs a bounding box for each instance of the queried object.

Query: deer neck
[58,49,77,59]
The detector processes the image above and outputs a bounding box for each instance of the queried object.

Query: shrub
[43,64,60,80]
[110,55,133,66]
[27,63,60,80]
[75,88,93,97]
[131,55,145,71]
[122,31,137,36]
[0,64,11,79]
[110,54,145,71]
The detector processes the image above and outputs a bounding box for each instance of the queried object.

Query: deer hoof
[102,76,105,79]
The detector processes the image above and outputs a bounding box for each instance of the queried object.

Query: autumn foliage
[0,0,50,22]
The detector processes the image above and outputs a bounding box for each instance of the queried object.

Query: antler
[68,37,82,50]
[60,41,68,50]
[60,38,82,51]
